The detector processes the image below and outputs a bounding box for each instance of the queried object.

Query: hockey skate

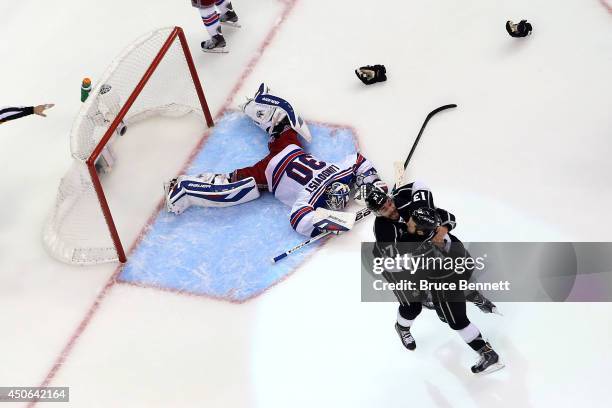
[164,178,183,214]
[395,323,416,350]
[164,178,177,212]
[471,343,504,374]
[201,29,228,54]
[466,291,501,315]
[220,3,241,28]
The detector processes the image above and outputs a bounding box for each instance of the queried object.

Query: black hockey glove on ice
[355,65,387,85]
[506,20,532,38]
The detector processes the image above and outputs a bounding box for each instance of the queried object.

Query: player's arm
[289,203,317,237]
[430,207,456,247]
[353,153,387,190]
[290,190,353,237]
[1,104,55,124]
[435,207,456,232]
[391,180,436,219]
[408,180,435,209]
[1,106,34,123]
[373,217,404,258]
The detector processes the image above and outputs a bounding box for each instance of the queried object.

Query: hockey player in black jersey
[365,181,503,374]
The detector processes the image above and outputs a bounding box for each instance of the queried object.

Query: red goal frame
[85,26,213,263]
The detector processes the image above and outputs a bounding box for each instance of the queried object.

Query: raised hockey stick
[272,104,457,263]
[403,104,457,170]
[271,208,372,263]
[393,104,458,190]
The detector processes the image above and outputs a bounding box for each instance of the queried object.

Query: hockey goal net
[43,26,213,265]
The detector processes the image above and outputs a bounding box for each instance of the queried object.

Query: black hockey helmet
[410,207,441,231]
[365,184,388,211]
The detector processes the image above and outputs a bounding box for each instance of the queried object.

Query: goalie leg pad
[241,83,312,143]
[254,89,312,143]
[242,98,287,136]
[166,175,260,213]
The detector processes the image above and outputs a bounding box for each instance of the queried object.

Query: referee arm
[0,104,54,124]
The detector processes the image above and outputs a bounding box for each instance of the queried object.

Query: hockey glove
[354,181,387,206]
[312,208,355,235]
[506,20,532,38]
[355,65,387,85]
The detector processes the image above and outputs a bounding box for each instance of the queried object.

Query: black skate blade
[221,21,242,28]
[475,361,505,375]
[492,306,503,316]
[201,46,229,54]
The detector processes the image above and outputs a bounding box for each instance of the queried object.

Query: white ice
[1,0,611,407]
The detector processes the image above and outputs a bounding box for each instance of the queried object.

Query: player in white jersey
[164,84,387,237]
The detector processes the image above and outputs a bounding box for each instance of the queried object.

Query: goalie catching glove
[355,65,387,85]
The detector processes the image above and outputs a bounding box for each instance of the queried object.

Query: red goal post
[43,26,213,265]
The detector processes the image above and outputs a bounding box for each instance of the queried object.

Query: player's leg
[242,95,291,138]
[231,127,300,183]
[216,0,240,27]
[197,0,227,52]
[269,128,302,153]
[241,84,312,143]
[448,235,500,314]
[433,293,504,374]
[383,270,421,350]
[395,302,422,350]
[465,290,499,314]
[232,159,270,191]
[165,173,259,214]
[215,127,303,195]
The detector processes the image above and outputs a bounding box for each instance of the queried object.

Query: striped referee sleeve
[0,106,34,123]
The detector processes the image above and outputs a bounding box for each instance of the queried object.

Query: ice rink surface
[1,0,611,407]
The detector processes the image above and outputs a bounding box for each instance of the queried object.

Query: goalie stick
[271,104,457,263]
[272,208,372,263]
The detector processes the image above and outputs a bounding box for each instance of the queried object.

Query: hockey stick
[272,104,457,263]
[393,104,458,190]
[403,104,457,170]
[271,208,372,263]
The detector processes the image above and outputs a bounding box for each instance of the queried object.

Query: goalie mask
[325,182,350,210]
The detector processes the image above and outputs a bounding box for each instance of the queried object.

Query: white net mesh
[43,162,119,264]
[44,27,207,265]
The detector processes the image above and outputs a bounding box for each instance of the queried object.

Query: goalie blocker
[312,208,356,234]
